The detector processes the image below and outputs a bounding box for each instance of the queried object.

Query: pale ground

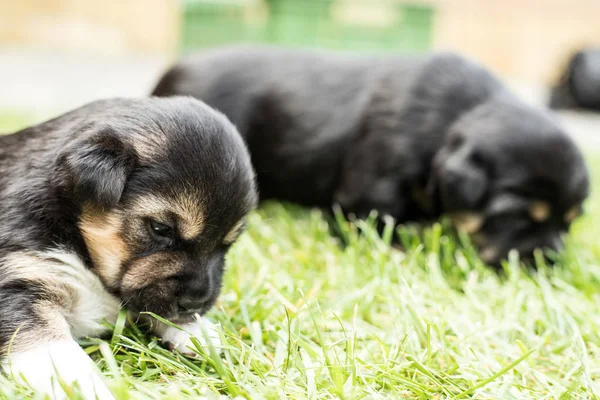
[0,48,598,149]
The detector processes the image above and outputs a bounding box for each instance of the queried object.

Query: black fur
[153,46,589,265]
[0,280,57,348]
[550,48,600,111]
[0,97,257,352]
[54,127,138,210]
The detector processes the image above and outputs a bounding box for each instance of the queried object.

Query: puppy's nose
[178,277,213,312]
[178,296,207,312]
[517,232,564,265]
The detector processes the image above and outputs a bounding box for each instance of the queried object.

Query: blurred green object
[0,112,31,134]
[182,0,434,53]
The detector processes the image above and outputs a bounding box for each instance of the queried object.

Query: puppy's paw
[160,318,222,357]
[6,340,114,400]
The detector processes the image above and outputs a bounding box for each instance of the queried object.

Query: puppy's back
[153,46,379,136]
[152,48,506,206]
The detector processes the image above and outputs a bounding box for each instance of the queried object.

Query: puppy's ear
[54,126,137,209]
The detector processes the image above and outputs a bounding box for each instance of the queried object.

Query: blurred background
[0,0,599,142]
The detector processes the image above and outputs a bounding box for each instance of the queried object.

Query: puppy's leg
[0,282,114,399]
[7,339,114,400]
[152,316,222,356]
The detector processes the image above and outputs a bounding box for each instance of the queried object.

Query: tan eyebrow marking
[223,220,245,245]
[130,193,205,240]
[529,201,551,222]
[174,194,206,240]
[564,206,580,224]
[450,212,484,234]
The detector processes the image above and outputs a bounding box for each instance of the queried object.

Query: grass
[2,114,600,399]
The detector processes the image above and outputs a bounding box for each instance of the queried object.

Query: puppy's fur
[153,47,589,265]
[550,48,600,111]
[0,97,257,398]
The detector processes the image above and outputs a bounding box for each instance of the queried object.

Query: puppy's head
[430,96,589,265]
[54,97,257,321]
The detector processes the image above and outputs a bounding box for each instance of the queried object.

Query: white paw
[5,340,114,400]
[160,317,222,356]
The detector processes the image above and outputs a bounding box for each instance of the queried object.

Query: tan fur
[130,193,205,240]
[223,220,244,245]
[450,212,484,234]
[121,253,184,291]
[565,206,580,224]
[79,208,128,289]
[175,193,206,240]
[529,201,551,222]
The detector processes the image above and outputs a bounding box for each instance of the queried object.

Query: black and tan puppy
[0,97,257,398]
[153,47,589,265]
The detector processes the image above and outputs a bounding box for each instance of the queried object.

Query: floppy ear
[54,126,137,209]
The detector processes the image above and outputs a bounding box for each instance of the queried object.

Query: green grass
[2,115,600,399]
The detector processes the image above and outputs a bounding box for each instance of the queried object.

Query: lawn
[2,114,600,399]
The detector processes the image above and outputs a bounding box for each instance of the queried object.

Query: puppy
[152,47,589,265]
[0,97,257,398]
[550,48,600,111]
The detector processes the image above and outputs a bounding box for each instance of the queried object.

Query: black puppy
[550,49,600,111]
[0,97,256,398]
[153,47,589,265]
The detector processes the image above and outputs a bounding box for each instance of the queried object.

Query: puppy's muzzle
[478,229,565,266]
[177,279,213,313]
[176,256,221,314]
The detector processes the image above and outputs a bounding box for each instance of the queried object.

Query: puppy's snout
[506,230,565,265]
[178,278,213,312]
[477,222,566,266]
[178,296,209,312]
[528,230,565,255]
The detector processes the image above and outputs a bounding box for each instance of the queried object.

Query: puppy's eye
[149,220,173,238]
